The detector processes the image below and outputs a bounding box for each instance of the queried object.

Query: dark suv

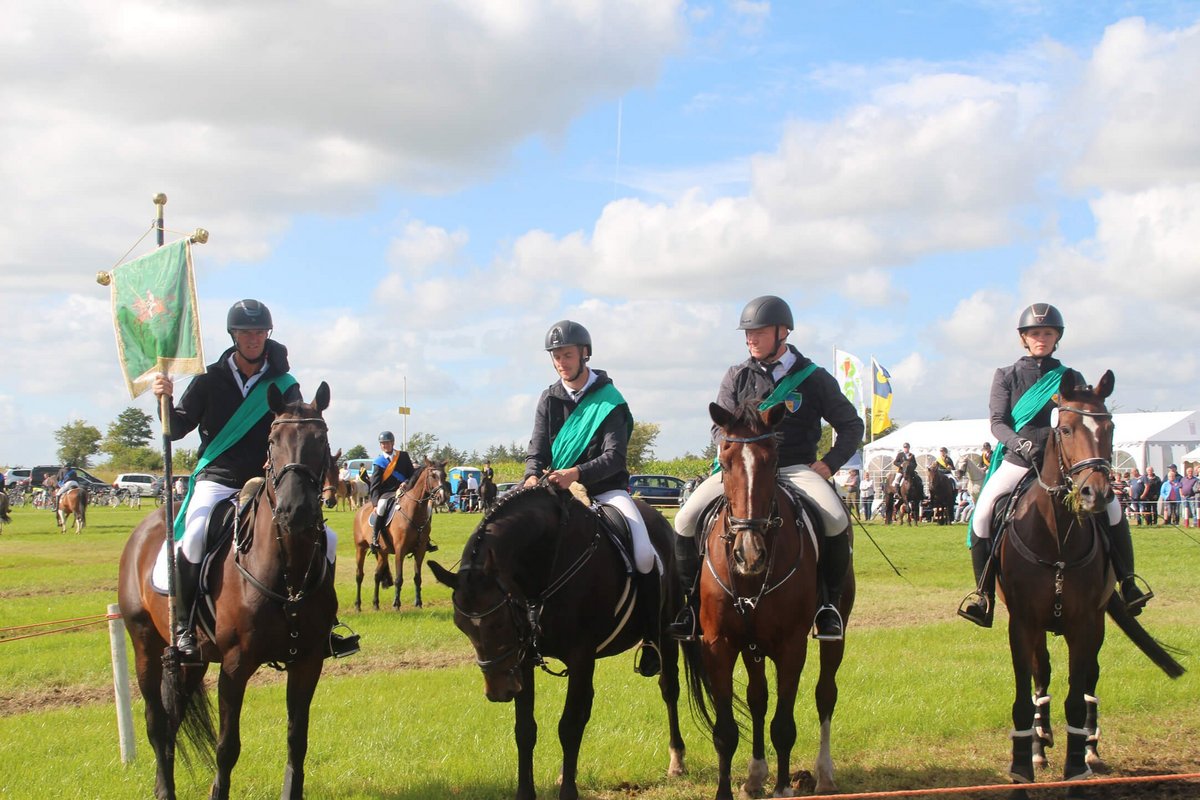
[30,465,108,492]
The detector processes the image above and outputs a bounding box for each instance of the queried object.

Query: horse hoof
[667,747,685,777]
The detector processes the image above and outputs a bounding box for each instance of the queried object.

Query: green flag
[108,239,204,398]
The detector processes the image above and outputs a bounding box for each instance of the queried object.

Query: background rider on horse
[670,295,863,642]
[367,431,437,552]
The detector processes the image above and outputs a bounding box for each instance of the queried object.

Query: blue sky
[3,1,1199,468]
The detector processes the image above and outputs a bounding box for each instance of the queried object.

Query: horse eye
[1060,426,1071,435]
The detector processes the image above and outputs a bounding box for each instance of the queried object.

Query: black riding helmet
[379,431,395,443]
[1016,303,1064,334]
[737,295,793,330]
[227,299,273,332]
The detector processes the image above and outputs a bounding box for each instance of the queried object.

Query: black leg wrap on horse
[634,570,662,677]
[667,534,701,641]
[1108,516,1152,613]
[958,537,996,627]
[1009,728,1035,784]
[1064,728,1093,781]
[813,531,850,641]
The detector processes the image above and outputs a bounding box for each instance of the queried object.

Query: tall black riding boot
[634,570,662,677]
[813,532,851,641]
[957,537,995,627]
[1108,516,1152,615]
[173,557,203,661]
[370,506,387,554]
[667,533,702,641]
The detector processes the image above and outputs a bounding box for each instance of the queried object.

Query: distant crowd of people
[1112,464,1197,526]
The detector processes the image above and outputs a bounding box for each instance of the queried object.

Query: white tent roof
[863,411,1200,477]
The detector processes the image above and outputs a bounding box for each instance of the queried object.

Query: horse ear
[761,403,786,428]
[709,402,733,429]
[428,560,458,589]
[1057,369,1083,399]
[332,447,342,461]
[1096,370,1115,399]
[267,382,286,414]
[314,381,331,412]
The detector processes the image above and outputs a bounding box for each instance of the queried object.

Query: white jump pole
[107,602,136,764]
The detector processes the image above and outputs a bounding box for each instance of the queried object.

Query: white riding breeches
[675,464,849,539]
[56,480,79,497]
[152,479,337,590]
[971,460,1122,540]
[595,489,659,575]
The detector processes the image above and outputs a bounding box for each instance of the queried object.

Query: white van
[114,472,158,496]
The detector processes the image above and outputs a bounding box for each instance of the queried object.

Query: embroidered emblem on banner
[784,392,803,413]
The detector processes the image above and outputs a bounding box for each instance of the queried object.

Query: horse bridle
[1045,405,1114,493]
[453,487,597,680]
[243,417,331,607]
[718,430,782,536]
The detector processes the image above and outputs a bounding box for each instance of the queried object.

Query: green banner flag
[108,239,205,398]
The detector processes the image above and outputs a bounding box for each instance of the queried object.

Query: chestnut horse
[117,381,340,800]
[683,402,855,800]
[56,486,87,534]
[997,370,1183,799]
[429,483,685,800]
[352,458,447,610]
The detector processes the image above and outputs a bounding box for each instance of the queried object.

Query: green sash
[172,373,299,540]
[757,362,818,411]
[550,382,631,471]
[712,362,819,473]
[966,364,1066,543]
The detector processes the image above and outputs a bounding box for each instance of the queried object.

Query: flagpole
[147,193,184,647]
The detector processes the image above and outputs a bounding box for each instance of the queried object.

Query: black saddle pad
[367,494,397,529]
[596,502,635,575]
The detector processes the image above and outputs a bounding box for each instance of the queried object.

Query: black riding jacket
[715,346,864,472]
[524,368,632,497]
[989,354,1063,469]
[368,450,415,503]
[162,339,301,489]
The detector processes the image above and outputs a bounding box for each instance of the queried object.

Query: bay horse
[997,370,1184,798]
[56,486,87,534]
[0,490,10,533]
[683,402,854,800]
[352,458,447,611]
[429,483,685,800]
[117,381,340,800]
[926,463,956,525]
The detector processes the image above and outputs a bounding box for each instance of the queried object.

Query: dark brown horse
[926,463,956,525]
[352,458,446,611]
[683,402,854,800]
[896,467,923,526]
[117,381,340,800]
[56,486,87,533]
[429,483,685,800]
[998,370,1183,799]
[0,490,10,533]
[479,473,498,513]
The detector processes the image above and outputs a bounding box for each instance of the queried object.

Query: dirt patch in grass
[0,648,473,717]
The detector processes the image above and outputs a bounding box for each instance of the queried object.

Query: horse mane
[462,484,550,567]
[725,400,774,436]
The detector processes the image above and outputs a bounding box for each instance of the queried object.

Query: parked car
[496,481,520,496]
[628,474,686,506]
[29,465,108,492]
[5,467,31,488]
[113,472,158,496]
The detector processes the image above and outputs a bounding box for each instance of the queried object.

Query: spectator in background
[844,469,861,517]
[1181,466,1198,528]
[860,473,875,520]
[954,484,974,523]
[1162,465,1182,525]
[1142,467,1162,525]
[1111,470,1128,517]
[466,471,480,512]
[1128,468,1144,524]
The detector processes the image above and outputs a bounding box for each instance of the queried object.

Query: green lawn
[0,503,1196,799]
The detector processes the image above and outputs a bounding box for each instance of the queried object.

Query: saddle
[366,492,400,531]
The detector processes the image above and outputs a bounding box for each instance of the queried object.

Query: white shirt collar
[562,369,598,403]
[227,354,269,397]
[767,348,797,382]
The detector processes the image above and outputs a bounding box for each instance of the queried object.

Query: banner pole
[151,193,180,642]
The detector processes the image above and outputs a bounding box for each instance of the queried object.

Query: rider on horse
[523,319,663,678]
[152,299,359,659]
[54,464,80,508]
[671,295,862,642]
[890,443,916,490]
[959,303,1151,627]
[367,431,438,553]
[935,447,955,473]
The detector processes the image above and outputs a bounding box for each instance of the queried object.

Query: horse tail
[163,672,217,770]
[1106,595,1186,678]
[378,557,394,589]
[679,638,751,738]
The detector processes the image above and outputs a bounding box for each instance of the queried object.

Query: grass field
[0,502,1196,799]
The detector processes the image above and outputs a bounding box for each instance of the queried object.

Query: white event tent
[861,411,1200,482]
